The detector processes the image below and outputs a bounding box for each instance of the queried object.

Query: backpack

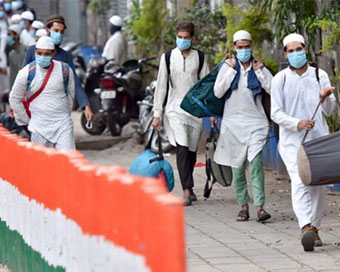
[129,130,175,192]
[204,126,232,198]
[22,60,70,118]
[164,49,205,105]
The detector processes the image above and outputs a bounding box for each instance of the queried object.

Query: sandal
[257,208,271,222]
[236,209,249,222]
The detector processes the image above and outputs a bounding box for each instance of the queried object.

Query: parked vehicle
[136,80,172,154]
[81,56,158,137]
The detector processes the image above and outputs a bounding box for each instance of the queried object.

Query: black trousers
[176,143,197,190]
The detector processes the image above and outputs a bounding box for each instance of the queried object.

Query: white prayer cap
[21,11,34,21]
[36,28,47,38]
[233,30,251,43]
[11,14,21,22]
[32,20,45,30]
[109,15,123,27]
[36,36,55,50]
[9,24,22,35]
[283,33,305,47]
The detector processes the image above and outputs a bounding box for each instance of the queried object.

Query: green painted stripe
[0,219,65,272]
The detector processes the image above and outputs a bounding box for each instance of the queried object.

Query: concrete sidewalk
[80,136,340,272]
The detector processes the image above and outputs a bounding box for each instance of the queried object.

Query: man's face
[177,31,192,41]
[48,22,65,34]
[284,41,307,58]
[233,40,251,51]
[8,30,17,42]
[24,19,31,29]
[35,48,54,57]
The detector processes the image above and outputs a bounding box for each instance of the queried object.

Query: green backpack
[180,60,226,118]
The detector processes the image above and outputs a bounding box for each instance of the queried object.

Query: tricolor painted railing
[0,126,185,272]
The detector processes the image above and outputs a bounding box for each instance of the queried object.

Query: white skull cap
[11,14,22,22]
[109,15,123,27]
[233,30,251,42]
[283,33,305,47]
[9,24,22,35]
[36,28,47,37]
[21,11,34,21]
[36,36,55,50]
[32,20,45,29]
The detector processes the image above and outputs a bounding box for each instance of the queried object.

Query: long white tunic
[271,66,335,153]
[271,66,336,229]
[20,29,35,48]
[102,31,127,66]
[153,48,209,152]
[9,60,75,144]
[213,61,273,167]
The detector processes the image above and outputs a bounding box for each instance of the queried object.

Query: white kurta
[9,60,75,150]
[213,61,273,167]
[20,29,35,48]
[102,31,127,66]
[271,66,336,228]
[153,48,209,152]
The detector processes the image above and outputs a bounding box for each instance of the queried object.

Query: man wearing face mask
[23,15,93,122]
[102,15,127,66]
[7,24,24,89]
[9,36,76,150]
[271,33,335,252]
[152,22,209,206]
[213,30,273,222]
[3,0,13,19]
[19,10,35,48]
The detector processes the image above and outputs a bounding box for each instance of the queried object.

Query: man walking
[271,33,335,251]
[9,36,75,150]
[7,24,25,89]
[152,22,209,206]
[102,15,127,66]
[213,30,273,222]
[23,15,93,122]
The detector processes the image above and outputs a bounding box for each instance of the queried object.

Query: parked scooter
[81,57,158,137]
[136,80,172,153]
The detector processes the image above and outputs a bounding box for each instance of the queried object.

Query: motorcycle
[136,80,172,154]
[81,57,158,137]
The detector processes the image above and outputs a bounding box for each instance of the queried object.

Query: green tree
[128,0,168,56]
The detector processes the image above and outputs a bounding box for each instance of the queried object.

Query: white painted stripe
[0,179,151,272]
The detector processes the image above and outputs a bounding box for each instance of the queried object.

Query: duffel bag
[129,130,175,191]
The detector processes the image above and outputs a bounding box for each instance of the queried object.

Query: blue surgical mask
[4,3,11,12]
[176,37,192,51]
[12,1,24,11]
[36,55,52,68]
[287,50,307,69]
[50,30,64,45]
[236,49,252,63]
[0,11,5,19]
[7,35,14,46]
[18,21,26,29]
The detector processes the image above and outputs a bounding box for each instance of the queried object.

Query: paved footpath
[76,120,340,272]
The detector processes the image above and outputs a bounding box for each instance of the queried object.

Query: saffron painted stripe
[0,179,151,272]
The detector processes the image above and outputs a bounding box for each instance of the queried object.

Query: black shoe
[183,196,192,206]
[189,189,197,201]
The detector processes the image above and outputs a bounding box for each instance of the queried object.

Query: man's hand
[152,117,161,131]
[253,59,264,71]
[210,117,218,127]
[84,105,94,121]
[225,56,236,69]
[320,86,335,103]
[298,120,315,131]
